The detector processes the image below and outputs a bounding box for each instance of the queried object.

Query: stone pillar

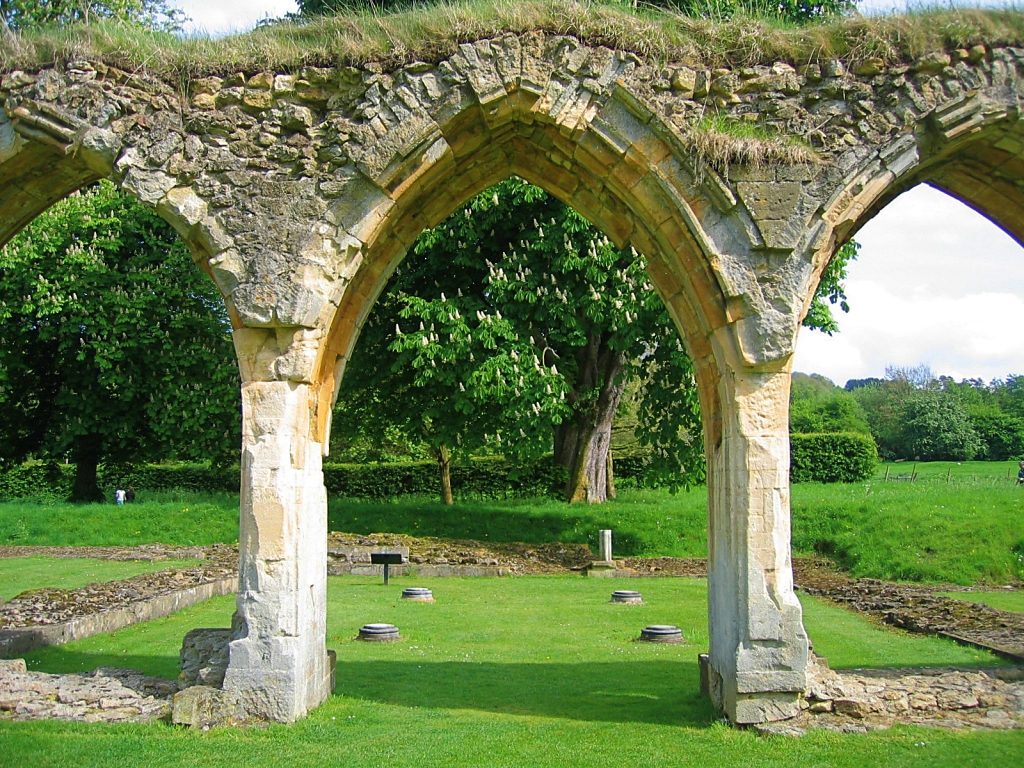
[221,380,331,722]
[703,361,808,724]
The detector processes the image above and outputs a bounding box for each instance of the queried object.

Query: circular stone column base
[611,590,643,604]
[358,623,401,642]
[639,625,685,643]
[401,587,435,602]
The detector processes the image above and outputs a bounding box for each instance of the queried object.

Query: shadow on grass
[333,659,717,726]
[23,650,181,681]
[328,499,648,554]
[26,649,717,727]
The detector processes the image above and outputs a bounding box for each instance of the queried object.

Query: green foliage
[790,373,871,435]
[0,462,242,501]
[637,0,853,24]
[790,432,877,483]
[324,457,569,500]
[899,390,980,462]
[802,239,857,334]
[0,182,240,495]
[337,177,704,496]
[0,0,184,31]
[296,0,853,24]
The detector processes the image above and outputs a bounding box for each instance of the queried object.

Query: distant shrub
[790,432,877,483]
[0,454,665,502]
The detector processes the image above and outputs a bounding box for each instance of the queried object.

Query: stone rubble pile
[0,659,175,723]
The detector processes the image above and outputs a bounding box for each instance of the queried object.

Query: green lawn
[5,576,1019,767]
[938,591,1024,614]
[0,492,239,547]
[0,556,199,602]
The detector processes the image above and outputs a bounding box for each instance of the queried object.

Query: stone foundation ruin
[4,20,1024,724]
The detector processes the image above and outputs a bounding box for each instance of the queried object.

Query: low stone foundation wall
[755,656,1024,735]
[0,576,237,658]
[329,563,509,577]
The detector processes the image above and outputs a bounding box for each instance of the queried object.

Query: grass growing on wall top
[4,2,1024,79]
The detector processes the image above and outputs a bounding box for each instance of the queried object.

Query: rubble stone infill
[0,544,237,630]
[756,656,1024,736]
[799,574,1024,660]
[0,658,175,723]
[0,543,237,564]
[327,532,594,574]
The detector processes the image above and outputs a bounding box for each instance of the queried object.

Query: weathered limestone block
[221,380,330,723]
[172,685,246,728]
[179,627,231,689]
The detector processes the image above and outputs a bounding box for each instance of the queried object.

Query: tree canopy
[335,178,854,503]
[0,182,240,500]
[0,0,183,30]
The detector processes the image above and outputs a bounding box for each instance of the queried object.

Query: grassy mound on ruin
[4,2,1024,78]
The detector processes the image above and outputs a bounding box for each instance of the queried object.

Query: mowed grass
[6,575,1019,768]
[0,491,239,547]
[791,461,1024,585]
[328,487,709,557]
[1,460,1021,585]
[0,556,199,602]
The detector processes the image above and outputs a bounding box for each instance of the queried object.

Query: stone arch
[817,85,1024,290]
[0,108,241,326]
[12,32,1024,728]
[310,88,735,453]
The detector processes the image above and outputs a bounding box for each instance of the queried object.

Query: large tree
[0,182,240,501]
[337,179,696,503]
[336,179,852,503]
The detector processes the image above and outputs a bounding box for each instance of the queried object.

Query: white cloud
[169,0,297,36]
[796,182,1024,385]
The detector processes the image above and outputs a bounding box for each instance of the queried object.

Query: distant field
[0,461,1021,586]
[872,460,1022,484]
[0,556,199,602]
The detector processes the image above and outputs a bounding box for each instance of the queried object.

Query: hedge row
[0,455,654,502]
[790,432,878,483]
[0,462,240,500]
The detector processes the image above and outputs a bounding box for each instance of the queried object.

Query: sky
[169,0,1024,388]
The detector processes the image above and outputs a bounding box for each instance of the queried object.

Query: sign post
[370,552,403,585]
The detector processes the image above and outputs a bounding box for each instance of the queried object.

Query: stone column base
[586,560,621,577]
[699,653,805,724]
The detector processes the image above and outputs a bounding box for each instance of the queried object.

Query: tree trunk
[70,433,104,503]
[436,444,454,505]
[556,339,628,504]
[607,450,616,500]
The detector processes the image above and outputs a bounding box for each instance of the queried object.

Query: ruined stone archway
[4,30,1024,726]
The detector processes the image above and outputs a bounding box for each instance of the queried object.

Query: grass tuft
[2,2,1024,80]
